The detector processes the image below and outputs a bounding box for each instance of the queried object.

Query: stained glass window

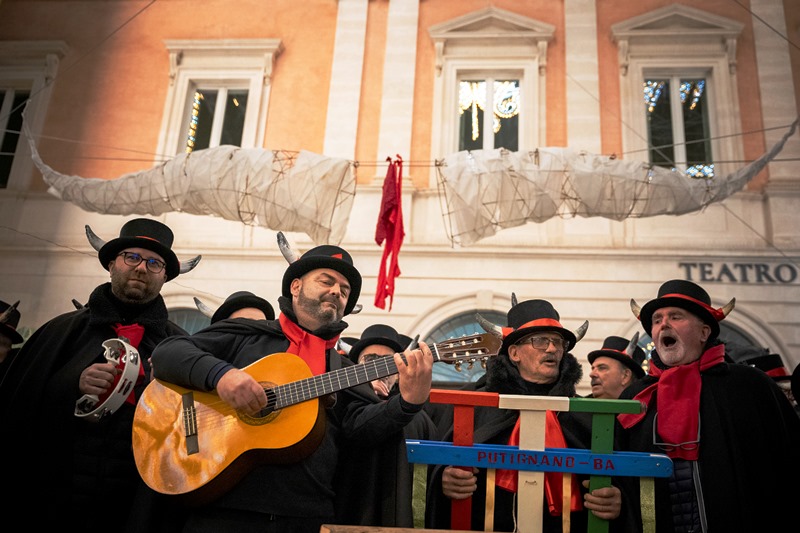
[644,77,713,178]
[0,89,29,188]
[458,79,520,152]
[184,87,248,153]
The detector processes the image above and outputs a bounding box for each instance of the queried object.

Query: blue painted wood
[406,440,673,477]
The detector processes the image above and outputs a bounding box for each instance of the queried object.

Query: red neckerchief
[495,411,584,515]
[110,323,145,405]
[278,314,337,376]
[618,344,725,460]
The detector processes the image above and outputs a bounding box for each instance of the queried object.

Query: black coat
[425,350,619,533]
[150,313,420,530]
[0,283,186,532]
[616,348,800,533]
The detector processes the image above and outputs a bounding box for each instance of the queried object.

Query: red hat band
[661,293,725,321]
[504,318,564,339]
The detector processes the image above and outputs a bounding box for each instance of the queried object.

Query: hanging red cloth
[495,411,584,516]
[374,155,405,311]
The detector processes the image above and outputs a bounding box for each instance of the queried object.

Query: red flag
[374,156,405,310]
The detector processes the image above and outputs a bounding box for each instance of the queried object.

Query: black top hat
[211,291,275,324]
[347,324,405,363]
[97,218,181,281]
[282,245,362,316]
[587,335,646,379]
[743,352,790,380]
[639,279,729,338]
[500,299,578,355]
[0,300,23,345]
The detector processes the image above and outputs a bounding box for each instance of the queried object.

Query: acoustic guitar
[132,332,500,504]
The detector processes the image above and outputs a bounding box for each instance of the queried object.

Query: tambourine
[75,338,141,422]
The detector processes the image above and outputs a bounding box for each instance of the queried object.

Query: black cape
[616,348,800,532]
[0,283,186,532]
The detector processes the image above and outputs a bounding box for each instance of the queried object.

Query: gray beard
[296,288,342,325]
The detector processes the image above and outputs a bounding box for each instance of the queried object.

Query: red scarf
[495,411,584,515]
[618,344,725,460]
[110,323,145,405]
[279,314,337,376]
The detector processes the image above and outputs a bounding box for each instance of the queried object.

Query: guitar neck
[271,334,499,410]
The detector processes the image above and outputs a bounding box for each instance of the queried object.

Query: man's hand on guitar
[79,362,120,395]
[396,340,433,405]
[216,368,268,416]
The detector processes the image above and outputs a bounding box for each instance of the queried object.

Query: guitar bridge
[182,392,199,455]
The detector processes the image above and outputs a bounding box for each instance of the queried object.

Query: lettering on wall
[679,262,798,284]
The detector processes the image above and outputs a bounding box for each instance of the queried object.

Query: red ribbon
[495,411,583,515]
[108,323,145,405]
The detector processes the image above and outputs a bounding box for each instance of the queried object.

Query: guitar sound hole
[237,385,279,425]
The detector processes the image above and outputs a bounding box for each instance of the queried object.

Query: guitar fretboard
[270,334,497,410]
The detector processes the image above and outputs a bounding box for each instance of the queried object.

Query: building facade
[1,0,798,390]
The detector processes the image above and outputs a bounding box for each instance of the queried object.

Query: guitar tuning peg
[467,361,474,371]
[454,361,462,372]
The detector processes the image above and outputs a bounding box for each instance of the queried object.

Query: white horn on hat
[277,231,301,264]
[625,331,640,357]
[337,338,353,355]
[71,299,85,310]
[193,297,214,319]
[86,224,202,275]
[511,292,518,307]
[475,313,503,338]
[630,299,642,320]
[573,320,589,343]
[85,225,106,252]
[350,304,363,314]
[721,298,735,318]
[179,255,202,274]
[0,300,19,324]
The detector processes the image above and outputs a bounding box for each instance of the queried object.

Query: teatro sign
[679,262,798,284]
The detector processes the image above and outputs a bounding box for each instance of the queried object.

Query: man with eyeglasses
[617,279,800,533]
[425,298,627,532]
[0,217,198,532]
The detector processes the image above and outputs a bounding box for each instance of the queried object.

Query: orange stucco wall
[0,0,792,192]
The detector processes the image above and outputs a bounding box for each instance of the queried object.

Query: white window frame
[0,41,68,190]
[457,72,524,152]
[156,39,283,158]
[612,5,744,178]
[428,7,554,183]
[642,69,714,173]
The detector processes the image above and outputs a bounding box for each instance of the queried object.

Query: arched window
[424,309,506,385]
[168,307,210,335]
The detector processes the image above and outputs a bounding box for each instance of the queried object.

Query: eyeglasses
[117,252,166,274]
[652,412,701,452]
[522,335,565,351]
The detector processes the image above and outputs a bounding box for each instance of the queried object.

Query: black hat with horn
[346,324,406,364]
[631,279,735,338]
[277,232,362,316]
[477,295,587,355]
[587,334,646,379]
[0,300,23,345]
[211,291,275,324]
[87,219,201,281]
